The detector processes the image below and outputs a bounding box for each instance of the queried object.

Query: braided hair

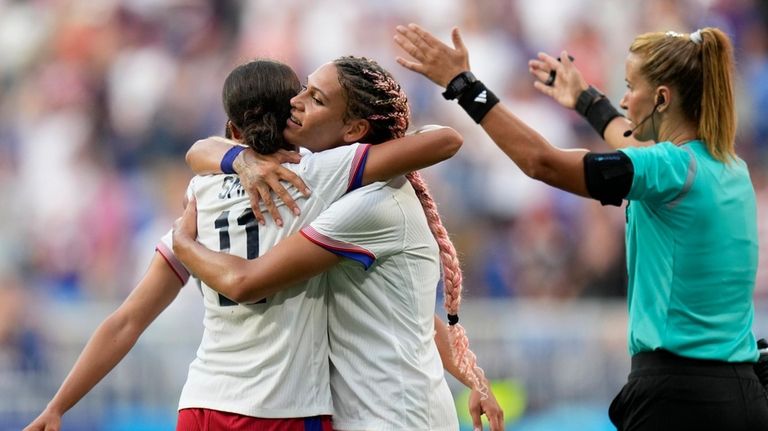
[334,56,488,398]
[222,59,301,154]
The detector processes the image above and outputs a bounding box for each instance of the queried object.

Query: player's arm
[186,137,306,225]
[23,254,184,431]
[185,128,462,222]
[434,315,504,431]
[173,198,340,303]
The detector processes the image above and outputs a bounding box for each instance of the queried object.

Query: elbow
[525,152,563,186]
[221,269,259,304]
[185,140,204,169]
[443,128,464,158]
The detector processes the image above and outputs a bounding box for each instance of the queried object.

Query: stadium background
[0,0,766,429]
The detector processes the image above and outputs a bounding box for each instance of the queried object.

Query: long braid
[406,171,489,399]
[336,56,488,397]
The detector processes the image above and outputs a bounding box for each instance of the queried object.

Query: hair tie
[690,29,703,44]
[447,314,459,325]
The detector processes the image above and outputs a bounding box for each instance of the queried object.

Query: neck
[656,115,698,146]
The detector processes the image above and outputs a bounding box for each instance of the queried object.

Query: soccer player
[176,56,504,431]
[24,58,464,431]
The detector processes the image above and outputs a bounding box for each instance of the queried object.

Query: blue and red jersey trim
[346,144,372,193]
[300,226,375,269]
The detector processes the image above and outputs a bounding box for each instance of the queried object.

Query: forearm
[479,104,590,197]
[174,229,340,304]
[186,136,240,174]
[173,235,251,301]
[434,315,474,388]
[46,255,181,416]
[361,127,463,185]
[46,313,142,415]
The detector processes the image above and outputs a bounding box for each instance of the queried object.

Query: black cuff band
[456,81,499,123]
[575,87,622,138]
[584,98,623,138]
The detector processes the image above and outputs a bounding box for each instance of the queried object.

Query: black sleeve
[583,152,634,206]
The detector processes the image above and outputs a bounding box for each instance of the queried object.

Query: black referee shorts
[608,350,768,431]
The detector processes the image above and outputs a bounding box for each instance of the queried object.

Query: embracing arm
[185,127,462,223]
[172,199,340,303]
[24,254,183,431]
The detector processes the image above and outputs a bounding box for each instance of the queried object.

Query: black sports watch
[442,71,477,100]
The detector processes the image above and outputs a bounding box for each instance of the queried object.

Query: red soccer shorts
[176,408,333,431]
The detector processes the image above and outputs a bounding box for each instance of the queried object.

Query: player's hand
[394,24,470,88]
[234,148,309,227]
[469,386,505,431]
[173,196,198,246]
[23,409,62,431]
[528,50,589,109]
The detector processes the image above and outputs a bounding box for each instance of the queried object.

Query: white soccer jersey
[157,143,371,418]
[301,177,459,431]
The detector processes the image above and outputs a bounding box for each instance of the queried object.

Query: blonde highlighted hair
[630,27,737,161]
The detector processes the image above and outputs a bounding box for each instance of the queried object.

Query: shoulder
[620,141,692,173]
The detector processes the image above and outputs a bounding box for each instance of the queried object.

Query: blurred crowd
[0,0,767,381]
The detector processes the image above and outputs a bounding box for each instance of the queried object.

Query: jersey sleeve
[156,229,191,285]
[299,185,400,270]
[297,143,372,203]
[619,143,695,204]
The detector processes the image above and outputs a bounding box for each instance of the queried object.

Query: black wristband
[575,86,603,116]
[442,71,477,100]
[575,86,622,138]
[456,81,500,123]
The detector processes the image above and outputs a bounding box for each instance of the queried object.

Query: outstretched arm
[172,198,340,304]
[186,127,463,223]
[434,315,504,431]
[395,24,590,197]
[24,254,184,431]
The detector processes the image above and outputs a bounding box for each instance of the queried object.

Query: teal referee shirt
[619,140,759,362]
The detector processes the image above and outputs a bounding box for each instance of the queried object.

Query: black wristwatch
[442,71,477,100]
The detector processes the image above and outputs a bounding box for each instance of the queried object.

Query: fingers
[532,79,556,98]
[395,56,426,74]
[470,408,483,431]
[450,27,467,54]
[528,60,552,83]
[248,193,266,226]
[276,165,310,199]
[537,51,561,70]
[254,184,283,227]
[394,29,428,62]
[488,411,504,431]
[267,176,300,218]
[273,149,302,165]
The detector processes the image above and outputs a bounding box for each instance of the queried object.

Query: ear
[656,86,671,112]
[342,118,370,144]
[228,121,243,141]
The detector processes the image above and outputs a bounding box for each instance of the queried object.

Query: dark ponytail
[222,59,301,154]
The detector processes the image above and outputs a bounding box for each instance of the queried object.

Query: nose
[290,92,304,110]
[619,92,629,111]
